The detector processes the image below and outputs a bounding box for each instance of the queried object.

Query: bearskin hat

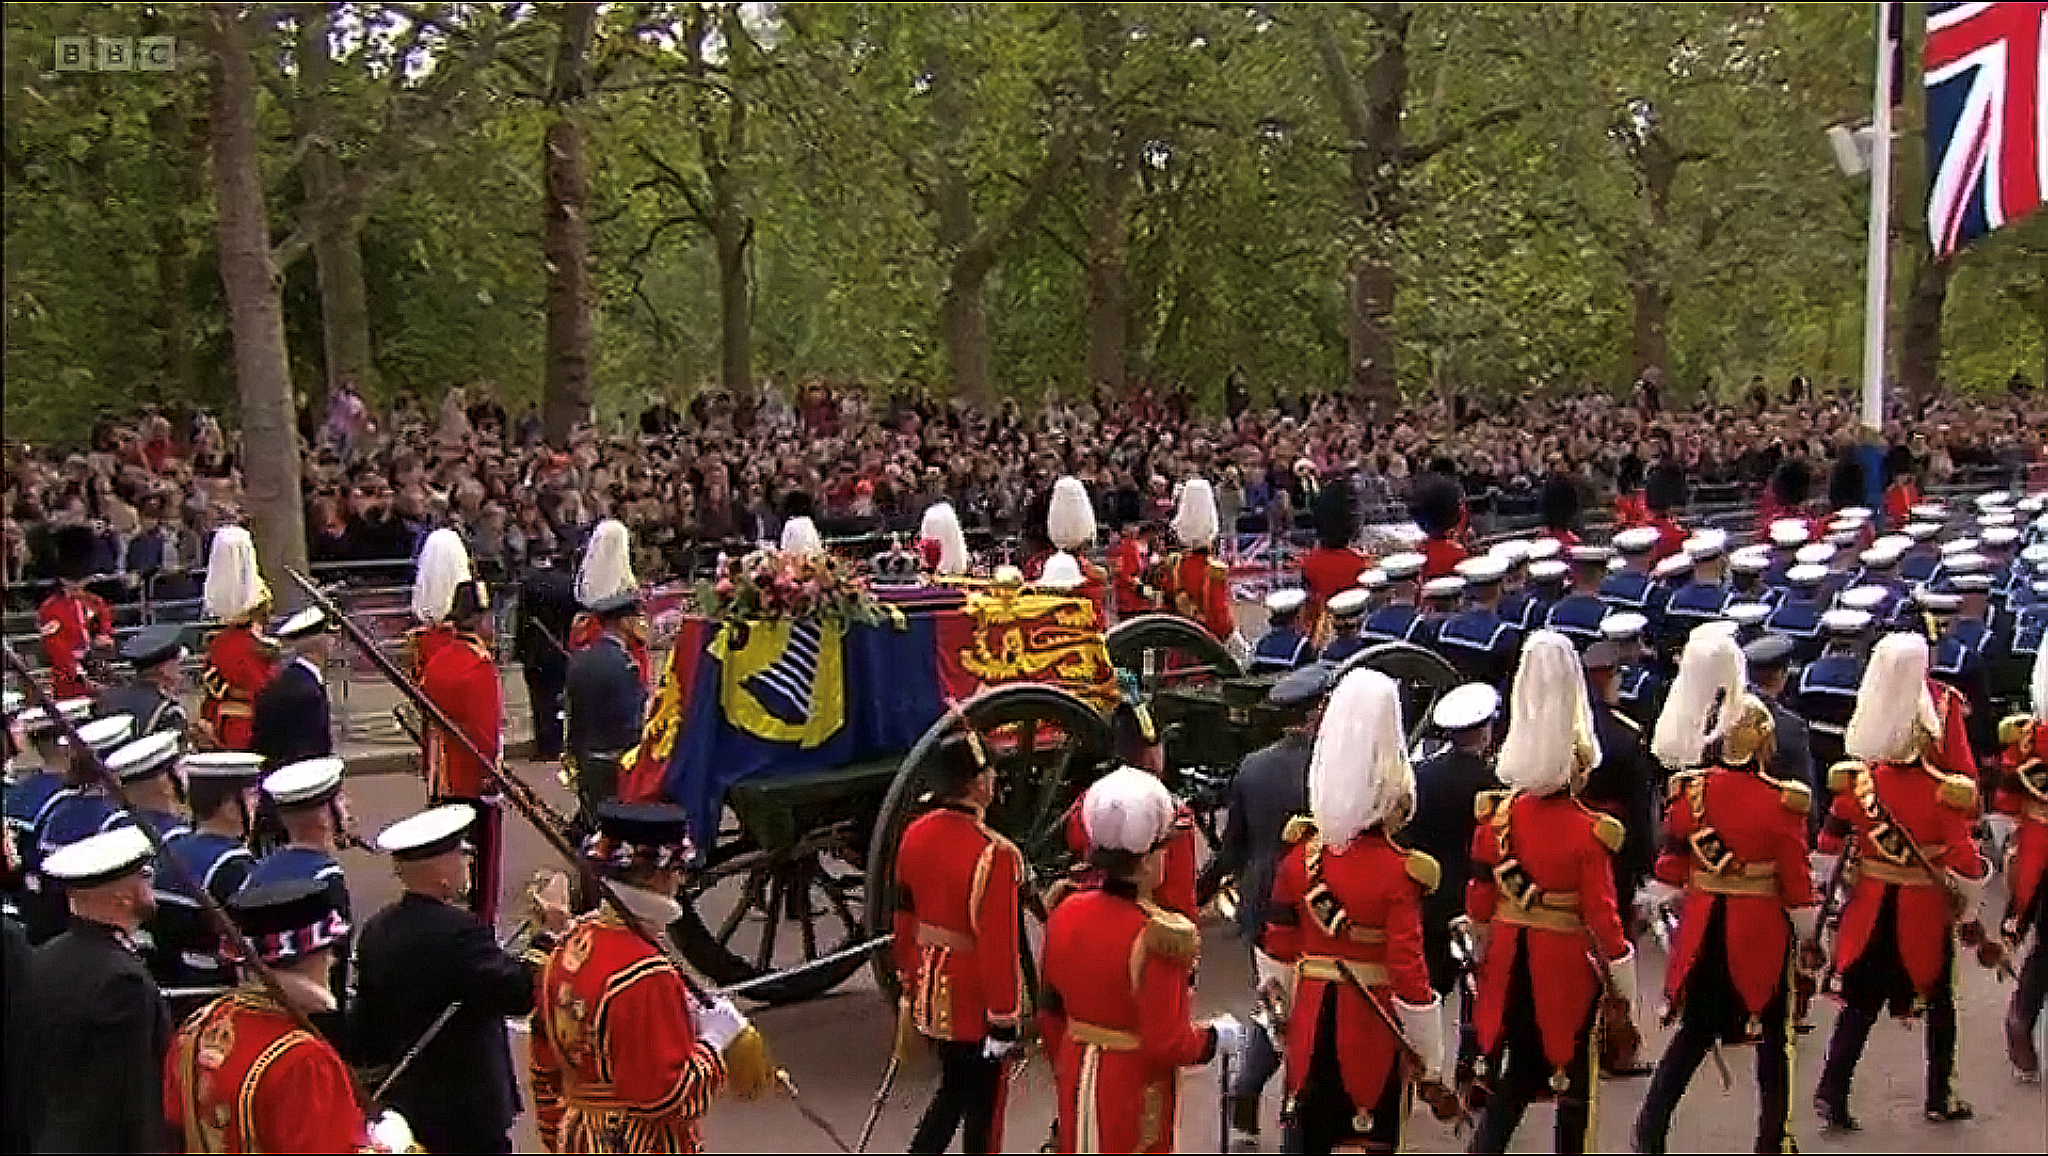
[779,489,815,523]
[51,524,97,582]
[1408,474,1464,539]
[1884,444,1917,486]
[1312,478,1360,550]
[1770,458,1813,509]
[1645,462,1689,515]
[1539,474,1581,534]
[1615,453,1645,494]
[1021,486,1055,555]
[1828,453,1866,509]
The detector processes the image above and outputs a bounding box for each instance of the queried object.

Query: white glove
[1790,904,1822,948]
[1208,1014,1246,1062]
[982,1036,1016,1061]
[1985,814,2016,859]
[695,996,748,1053]
[1252,947,1292,998]
[1448,914,1475,941]
[1948,868,1989,925]
[1607,946,1639,1020]
[1395,993,1446,1083]
[369,1110,416,1153]
[1636,880,1680,921]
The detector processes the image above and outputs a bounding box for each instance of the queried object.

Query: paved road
[338,762,2047,1155]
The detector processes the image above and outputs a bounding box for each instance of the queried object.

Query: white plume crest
[203,526,266,622]
[919,501,970,576]
[1496,630,1602,796]
[1651,630,1748,771]
[1846,633,1941,763]
[411,528,474,624]
[1308,669,1415,846]
[1048,476,1098,550]
[576,519,637,608]
[1172,478,1220,548]
[780,516,824,558]
[1081,765,1176,855]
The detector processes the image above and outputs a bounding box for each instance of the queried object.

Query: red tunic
[1651,767,1818,1018]
[1155,550,1234,642]
[892,805,1027,1046]
[1883,479,1921,527]
[1037,887,1216,1154]
[1466,790,1631,1069]
[164,989,376,1154]
[529,905,728,1155]
[400,621,457,684]
[420,631,501,800]
[1261,827,1435,1108]
[1820,760,1987,996]
[202,623,276,751]
[1110,538,1158,618]
[1419,536,1468,582]
[1063,802,1200,920]
[37,588,113,698]
[1648,515,1689,563]
[1613,492,1650,528]
[1994,720,2048,922]
[1299,546,1372,639]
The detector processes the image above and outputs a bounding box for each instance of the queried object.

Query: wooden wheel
[1106,613,1243,690]
[1336,642,1465,748]
[864,683,1116,1005]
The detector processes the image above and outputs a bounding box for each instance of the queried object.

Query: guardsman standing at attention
[1322,589,1374,665]
[354,804,566,1156]
[1260,669,1449,1156]
[1411,474,1470,581]
[416,541,506,928]
[97,625,195,740]
[1037,766,1245,1154]
[250,608,340,772]
[1632,632,1820,1156]
[1156,479,1240,648]
[515,539,579,763]
[30,826,170,1155]
[528,801,764,1155]
[1300,481,1370,642]
[1812,633,1990,1131]
[154,751,266,1021]
[164,879,420,1154]
[1252,588,1319,674]
[569,519,652,689]
[1046,476,1113,624]
[891,733,1027,1156]
[1436,556,1521,689]
[1989,647,2047,1082]
[39,524,116,698]
[1465,631,1640,1156]
[200,526,277,752]
[564,593,651,833]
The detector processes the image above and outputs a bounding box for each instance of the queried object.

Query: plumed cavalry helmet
[1496,630,1602,797]
[1846,633,1941,764]
[918,501,970,577]
[1652,629,1773,771]
[1047,476,1097,552]
[412,528,474,624]
[1308,669,1415,846]
[204,526,270,624]
[576,519,636,609]
[1171,479,1220,549]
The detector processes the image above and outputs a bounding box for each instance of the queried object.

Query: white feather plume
[1846,633,1941,763]
[1038,551,1084,589]
[1496,630,1603,797]
[576,519,637,608]
[1048,476,1097,550]
[780,516,824,558]
[919,501,970,576]
[202,526,266,622]
[1081,765,1176,855]
[1651,630,1748,771]
[1309,669,1415,846]
[411,528,474,624]
[1172,478,1220,548]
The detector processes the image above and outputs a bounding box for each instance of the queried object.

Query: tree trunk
[713,214,751,397]
[1626,265,1673,386]
[297,5,372,407]
[1897,253,1950,409]
[1081,6,1129,395]
[206,5,309,602]
[151,97,204,404]
[940,281,993,406]
[541,3,597,446]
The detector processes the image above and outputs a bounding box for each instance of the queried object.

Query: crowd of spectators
[4,370,2043,614]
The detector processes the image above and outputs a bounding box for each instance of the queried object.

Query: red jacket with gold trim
[164,990,376,1154]
[38,589,113,698]
[1110,538,1158,618]
[420,631,501,801]
[891,804,1027,1043]
[202,623,276,752]
[1994,717,2048,923]
[1155,550,1233,642]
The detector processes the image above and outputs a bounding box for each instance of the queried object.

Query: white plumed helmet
[1038,551,1084,590]
[576,519,636,608]
[1846,633,1940,763]
[1172,478,1220,548]
[1652,630,1747,771]
[1047,476,1097,551]
[780,516,824,558]
[411,528,474,625]
[919,501,970,577]
[1081,765,1176,855]
[1496,630,1602,797]
[1309,669,1415,847]
[202,526,267,623]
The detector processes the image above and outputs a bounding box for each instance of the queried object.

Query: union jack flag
[1925,2,2047,255]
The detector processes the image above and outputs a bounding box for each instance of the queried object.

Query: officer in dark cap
[1194,662,1333,1153]
[250,607,339,772]
[564,592,650,833]
[1580,639,1659,973]
[1743,634,1817,809]
[95,625,192,740]
[515,539,580,762]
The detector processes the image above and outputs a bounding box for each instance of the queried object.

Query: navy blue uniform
[1600,569,1656,616]
[1497,588,1549,633]
[1321,632,1370,666]
[24,787,122,944]
[250,658,333,771]
[1763,597,1827,666]
[1359,604,1422,647]
[1250,626,1317,674]
[1614,664,1667,734]
[1659,581,1733,654]
[247,844,351,1043]
[1728,580,1783,611]
[1544,593,1609,650]
[1431,609,1523,688]
[1792,652,1865,777]
[1899,548,1941,584]
[1932,617,1996,759]
[146,830,252,1015]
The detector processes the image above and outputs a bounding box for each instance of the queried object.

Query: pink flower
[715,578,734,597]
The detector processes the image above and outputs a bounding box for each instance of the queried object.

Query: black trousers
[1467,949,1597,1156]
[1634,902,1795,1155]
[1816,887,1961,1113]
[2011,888,2047,1039]
[1286,992,1407,1155]
[908,1039,1005,1154]
[523,667,565,761]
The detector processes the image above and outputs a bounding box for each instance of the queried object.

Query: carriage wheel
[667,814,874,1005]
[1105,613,1243,690]
[1336,642,1465,748]
[864,684,1117,1006]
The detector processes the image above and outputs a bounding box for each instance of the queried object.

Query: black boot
[1811,1096,1860,1133]
[1922,1096,1974,1123]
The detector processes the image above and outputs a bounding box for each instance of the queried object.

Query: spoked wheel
[1337,642,1464,748]
[864,683,1116,1006]
[1106,613,1243,689]
[667,815,873,1005]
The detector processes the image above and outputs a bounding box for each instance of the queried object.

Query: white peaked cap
[1612,527,1661,554]
[1652,630,1747,771]
[2032,644,2046,721]
[1846,633,1941,763]
[919,502,970,577]
[411,528,473,624]
[780,516,824,558]
[1821,608,1872,634]
[576,519,637,607]
[1526,538,1563,561]
[1172,478,1220,548]
[1725,602,1771,627]
[1786,564,1830,586]
[1432,682,1500,730]
[1795,543,1837,565]
[1981,512,2019,528]
[1840,585,1889,612]
[1038,551,1084,590]
[203,526,266,621]
[1939,538,1979,556]
[39,826,152,887]
[1266,588,1308,614]
[1490,540,1532,564]
[1769,520,1811,546]
[1497,631,1601,797]
[1048,476,1097,550]
[1381,553,1427,580]
[1309,669,1415,846]
[1081,765,1176,855]
[1651,554,1693,581]
[1982,527,2021,546]
[1976,492,2013,510]
[1328,588,1370,616]
[1601,611,1649,639]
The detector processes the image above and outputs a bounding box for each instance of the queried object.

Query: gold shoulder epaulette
[1208,558,1229,578]
[1773,776,1813,816]
[2000,715,2035,749]
[1404,850,1441,895]
[1935,773,1979,814]
[1141,905,1199,962]
[1281,815,1317,845]
[1665,768,1702,804]
[1474,789,1510,823]
[1591,812,1626,854]
[1827,759,1867,795]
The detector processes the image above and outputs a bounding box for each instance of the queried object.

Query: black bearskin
[1312,479,1360,550]
[1540,474,1581,534]
[1770,458,1813,509]
[50,524,97,582]
[1644,462,1688,515]
[1884,444,1917,486]
[1409,474,1464,539]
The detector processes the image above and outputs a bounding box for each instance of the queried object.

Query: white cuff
[1395,993,1446,1083]
[1809,852,1840,892]
[1949,869,1988,925]
[1607,946,1639,1018]
[1638,880,1681,914]
[1790,905,1821,947]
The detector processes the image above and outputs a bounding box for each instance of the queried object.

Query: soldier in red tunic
[199,527,276,752]
[917,500,974,579]
[1644,464,1691,563]
[1813,632,1990,1130]
[891,733,1026,1154]
[1037,766,1245,1154]
[1059,701,1199,920]
[38,524,115,699]
[1110,521,1162,620]
[1155,479,1239,648]
[402,528,471,685]
[418,556,505,928]
[529,802,764,1155]
[1988,647,2046,1081]
[1045,476,1112,624]
[1260,668,1448,1155]
[164,878,420,1154]
[569,520,650,688]
[1632,632,1820,1156]
[1410,475,1469,582]
[1299,481,1370,645]
[1465,630,1640,1156]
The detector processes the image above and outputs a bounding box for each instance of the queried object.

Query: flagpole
[1860,0,1897,433]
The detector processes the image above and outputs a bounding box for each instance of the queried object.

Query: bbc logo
[54,36,178,72]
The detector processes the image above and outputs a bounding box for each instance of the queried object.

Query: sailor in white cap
[1600,526,1664,619]
[1792,608,1874,783]
[1417,575,1467,634]
[250,606,338,773]
[352,802,566,1154]
[1467,632,1638,1152]
[24,712,139,940]
[1814,634,1989,1130]
[1598,612,1666,732]
[1727,546,1778,609]
[5,696,93,849]
[1158,477,1238,643]
[247,757,354,1037]
[1038,766,1244,1153]
[1723,601,1772,645]
[1357,567,1392,613]
[1251,588,1319,674]
[1659,530,1734,658]
[1260,669,1447,1152]
[1897,521,1946,584]
[1409,681,1503,1054]
[1544,546,1616,650]
[200,525,276,752]
[149,752,267,1017]
[25,824,170,1153]
[1763,564,1832,665]
[1437,556,1521,688]
[1519,558,1572,636]
[1323,588,1375,665]
[104,731,189,841]
[1358,553,1429,651]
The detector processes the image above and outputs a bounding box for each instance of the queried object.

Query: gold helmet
[1717,691,1777,770]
